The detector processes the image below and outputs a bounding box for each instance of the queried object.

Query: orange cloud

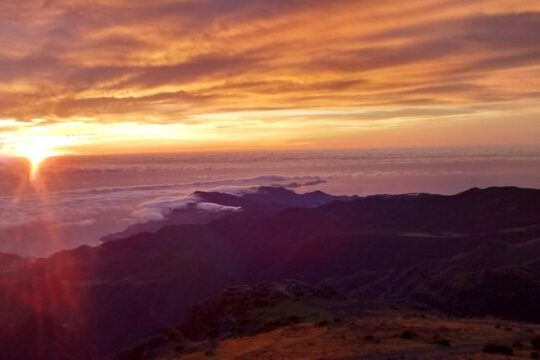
[0,0,539,153]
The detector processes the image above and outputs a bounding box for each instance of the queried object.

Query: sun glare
[7,137,67,181]
[18,145,54,180]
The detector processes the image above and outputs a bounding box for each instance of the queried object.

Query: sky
[0,0,540,156]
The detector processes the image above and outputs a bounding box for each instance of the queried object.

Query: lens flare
[3,137,70,181]
[17,144,56,180]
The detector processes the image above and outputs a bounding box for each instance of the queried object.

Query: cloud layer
[0,170,323,256]
[1,0,540,151]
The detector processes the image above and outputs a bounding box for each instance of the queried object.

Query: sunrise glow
[4,136,71,180]
[16,143,55,180]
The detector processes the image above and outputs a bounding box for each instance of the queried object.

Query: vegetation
[482,343,513,355]
[532,336,540,350]
[435,338,450,347]
[400,330,417,339]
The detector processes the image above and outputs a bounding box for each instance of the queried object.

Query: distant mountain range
[0,186,539,359]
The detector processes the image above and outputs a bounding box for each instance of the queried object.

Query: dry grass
[171,311,540,360]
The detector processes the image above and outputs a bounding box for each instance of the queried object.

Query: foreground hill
[0,186,539,359]
[122,281,540,360]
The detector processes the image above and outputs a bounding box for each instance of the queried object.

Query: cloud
[194,202,240,213]
[131,208,166,222]
[0,169,323,255]
[0,0,539,149]
[56,218,97,227]
[209,186,261,196]
[0,172,314,229]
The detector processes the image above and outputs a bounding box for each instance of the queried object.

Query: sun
[18,145,56,180]
[9,138,65,181]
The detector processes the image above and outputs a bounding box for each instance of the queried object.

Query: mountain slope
[0,187,539,359]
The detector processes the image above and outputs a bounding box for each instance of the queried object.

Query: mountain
[0,186,539,359]
[101,186,355,242]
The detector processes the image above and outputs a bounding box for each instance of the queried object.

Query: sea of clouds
[1,147,539,256]
[0,174,324,256]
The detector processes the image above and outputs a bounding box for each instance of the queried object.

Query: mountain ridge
[0,186,539,359]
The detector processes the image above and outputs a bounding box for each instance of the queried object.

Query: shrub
[205,339,217,356]
[261,320,280,332]
[435,338,450,347]
[205,349,215,356]
[254,298,270,307]
[532,336,540,350]
[483,343,513,355]
[287,315,303,325]
[400,330,416,339]
[164,329,182,341]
